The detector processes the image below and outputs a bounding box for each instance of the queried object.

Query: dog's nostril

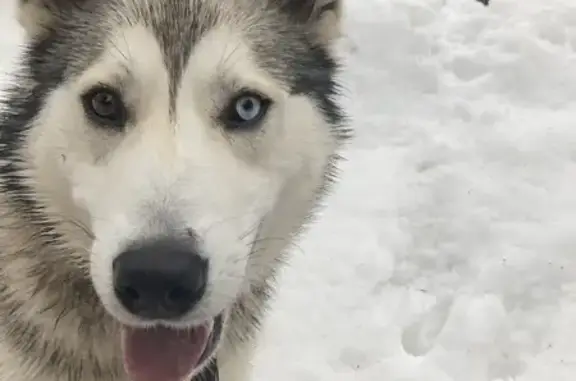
[115,285,141,307]
[166,286,192,305]
[122,286,140,302]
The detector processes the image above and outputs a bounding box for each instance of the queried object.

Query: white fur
[1,1,344,380]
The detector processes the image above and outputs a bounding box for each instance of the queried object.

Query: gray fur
[0,1,347,381]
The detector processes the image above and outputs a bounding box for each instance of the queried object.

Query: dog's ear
[278,0,343,45]
[17,0,88,37]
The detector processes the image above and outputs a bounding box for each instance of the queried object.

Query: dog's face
[12,0,346,379]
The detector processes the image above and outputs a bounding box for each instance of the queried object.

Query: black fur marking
[248,32,350,143]
[289,43,348,136]
[0,59,59,218]
[0,4,106,223]
[278,0,339,23]
[139,2,220,116]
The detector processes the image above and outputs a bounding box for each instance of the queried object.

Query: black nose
[113,237,208,320]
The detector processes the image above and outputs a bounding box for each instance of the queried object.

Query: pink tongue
[122,325,211,381]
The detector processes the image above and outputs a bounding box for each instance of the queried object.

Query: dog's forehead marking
[124,0,221,114]
[117,0,300,118]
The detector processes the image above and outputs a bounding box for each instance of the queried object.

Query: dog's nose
[112,237,207,320]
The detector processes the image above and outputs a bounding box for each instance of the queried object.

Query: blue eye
[236,95,261,121]
[223,92,271,130]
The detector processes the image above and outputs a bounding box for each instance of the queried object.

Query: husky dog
[0,0,492,379]
[0,1,349,381]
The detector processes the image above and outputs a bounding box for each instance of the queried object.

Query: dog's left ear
[279,0,343,45]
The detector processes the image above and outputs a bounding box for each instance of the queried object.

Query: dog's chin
[117,314,224,381]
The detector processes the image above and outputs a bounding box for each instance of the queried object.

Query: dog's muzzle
[110,236,223,381]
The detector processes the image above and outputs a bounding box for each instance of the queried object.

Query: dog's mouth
[121,315,224,381]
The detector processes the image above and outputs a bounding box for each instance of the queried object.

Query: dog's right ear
[17,0,86,38]
[278,0,343,45]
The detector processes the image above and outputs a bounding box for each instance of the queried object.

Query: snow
[2,0,576,380]
[253,1,576,380]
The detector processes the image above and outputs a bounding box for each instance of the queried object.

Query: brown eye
[81,86,127,130]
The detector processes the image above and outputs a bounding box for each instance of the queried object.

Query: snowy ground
[2,0,576,380]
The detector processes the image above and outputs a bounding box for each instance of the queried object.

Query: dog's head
[8,0,347,379]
